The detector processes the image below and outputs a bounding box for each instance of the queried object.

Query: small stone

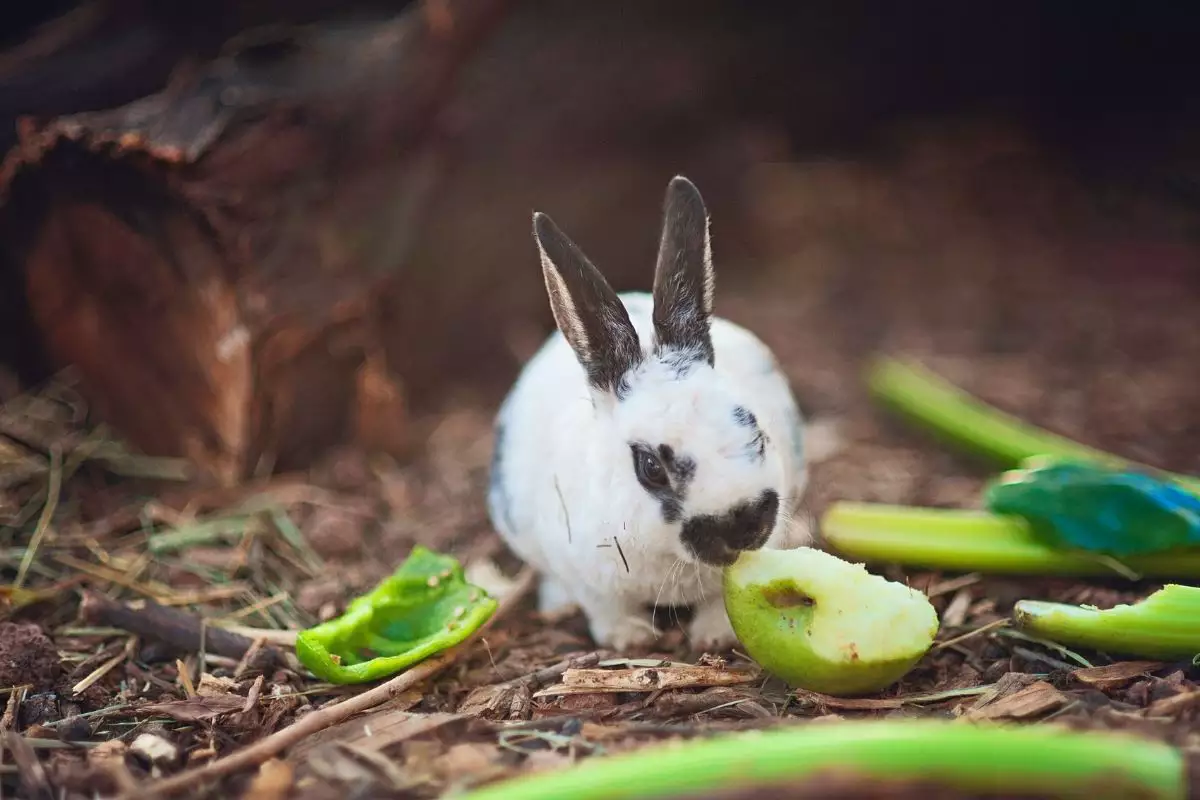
[18,692,60,727]
[58,715,92,742]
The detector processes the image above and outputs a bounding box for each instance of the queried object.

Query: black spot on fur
[660,345,706,379]
[732,405,767,462]
[615,372,634,401]
[680,489,779,566]
[659,444,697,485]
[631,440,696,523]
[487,419,516,534]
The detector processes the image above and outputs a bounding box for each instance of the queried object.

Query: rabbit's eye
[632,446,670,491]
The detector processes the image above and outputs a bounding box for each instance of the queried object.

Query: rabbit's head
[532,176,788,568]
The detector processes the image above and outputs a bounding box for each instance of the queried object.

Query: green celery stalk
[455,719,1187,800]
[821,502,1200,579]
[1014,585,1200,661]
[867,357,1200,496]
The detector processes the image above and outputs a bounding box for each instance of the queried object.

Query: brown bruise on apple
[762,583,815,609]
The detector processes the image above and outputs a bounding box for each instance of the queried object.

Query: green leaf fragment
[1014,584,1200,661]
[985,458,1200,557]
[295,545,498,684]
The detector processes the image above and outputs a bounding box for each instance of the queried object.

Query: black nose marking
[680,489,780,566]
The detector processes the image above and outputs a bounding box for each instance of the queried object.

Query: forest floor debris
[3,122,1200,798]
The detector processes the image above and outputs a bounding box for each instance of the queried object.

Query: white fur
[488,185,810,652]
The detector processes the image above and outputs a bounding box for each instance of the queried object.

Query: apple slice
[723,546,939,696]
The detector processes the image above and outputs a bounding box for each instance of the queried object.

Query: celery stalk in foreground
[821,502,1200,579]
[455,719,1187,800]
[867,357,1200,496]
[1014,584,1200,661]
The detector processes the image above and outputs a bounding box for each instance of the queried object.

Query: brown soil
[0,622,60,692]
[2,112,1199,799]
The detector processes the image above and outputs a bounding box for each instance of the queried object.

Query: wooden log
[0,0,514,484]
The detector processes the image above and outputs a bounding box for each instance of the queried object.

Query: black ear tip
[669,174,698,192]
[532,210,557,240]
[666,174,705,210]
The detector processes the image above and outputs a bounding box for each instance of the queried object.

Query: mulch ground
[2,115,1199,799]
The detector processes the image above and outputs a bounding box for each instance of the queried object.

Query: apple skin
[722,550,938,697]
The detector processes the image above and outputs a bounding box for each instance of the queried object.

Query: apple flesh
[723,547,940,696]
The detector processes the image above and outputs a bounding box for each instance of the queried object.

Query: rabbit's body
[488,177,810,650]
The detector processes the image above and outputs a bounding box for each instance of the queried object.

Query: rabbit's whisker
[653,558,682,623]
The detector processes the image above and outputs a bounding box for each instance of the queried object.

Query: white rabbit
[487,176,810,651]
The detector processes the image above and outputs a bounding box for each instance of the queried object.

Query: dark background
[1,0,1198,474]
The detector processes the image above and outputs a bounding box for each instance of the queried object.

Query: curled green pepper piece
[985,457,1200,556]
[296,546,498,684]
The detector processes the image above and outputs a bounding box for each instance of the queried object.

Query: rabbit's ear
[534,211,643,394]
[651,175,715,367]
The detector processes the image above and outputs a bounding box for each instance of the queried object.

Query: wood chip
[1145,689,1200,718]
[1072,661,1165,690]
[793,690,909,711]
[940,587,973,628]
[197,673,239,697]
[793,685,992,712]
[240,759,294,800]
[538,691,622,717]
[964,680,1069,721]
[961,671,1040,712]
[288,709,465,761]
[137,694,248,722]
[534,665,758,696]
[925,573,982,598]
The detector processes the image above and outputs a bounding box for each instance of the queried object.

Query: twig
[1,732,54,800]
[932,618,1009,651]
[78,590,284,670]
[536,665,760,696]
[519,652,604,690]
[128,566,535,799]
[14,445,61,589]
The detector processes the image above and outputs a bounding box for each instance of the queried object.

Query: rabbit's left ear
[534,211,643,395]
[652,175,715,367]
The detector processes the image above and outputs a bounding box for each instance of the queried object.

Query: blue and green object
[985,457,1200,557]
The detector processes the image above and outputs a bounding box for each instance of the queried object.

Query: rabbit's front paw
[537,576,578,615]
[688,600,738,652]
[587,611,661,651]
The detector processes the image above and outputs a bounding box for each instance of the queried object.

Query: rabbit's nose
[681,489,779,566]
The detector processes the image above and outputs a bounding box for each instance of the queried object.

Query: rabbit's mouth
[685,534,770,568]
[680,489,779,567]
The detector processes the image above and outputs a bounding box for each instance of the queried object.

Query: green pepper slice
[296,545,498,684]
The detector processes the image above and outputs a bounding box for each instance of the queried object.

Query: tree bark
[0,0,514,484]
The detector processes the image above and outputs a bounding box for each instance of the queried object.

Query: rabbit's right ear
[533,211,643,395]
